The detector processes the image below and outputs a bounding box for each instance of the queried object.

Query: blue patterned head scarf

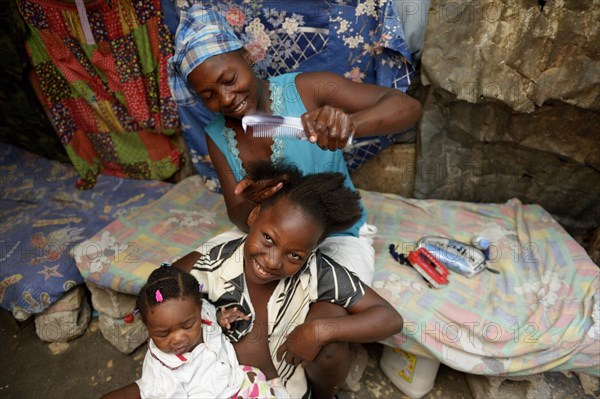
[168,5,243,106]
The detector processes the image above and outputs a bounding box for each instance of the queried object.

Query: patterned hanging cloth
[17,0,181,188]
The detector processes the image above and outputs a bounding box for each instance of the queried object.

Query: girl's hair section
[136,265,203,323]
[247,161,363,237]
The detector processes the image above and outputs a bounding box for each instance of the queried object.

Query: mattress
[73,174,600,376]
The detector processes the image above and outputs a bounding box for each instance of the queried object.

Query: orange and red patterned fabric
[17,0,181,188]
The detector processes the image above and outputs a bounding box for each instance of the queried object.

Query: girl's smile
[252,258,277,280]
[244,197,325,285]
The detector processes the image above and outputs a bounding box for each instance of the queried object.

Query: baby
[103,265,287,398]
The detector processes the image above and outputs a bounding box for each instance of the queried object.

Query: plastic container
[379,346,441,398]
[417,236,486,278]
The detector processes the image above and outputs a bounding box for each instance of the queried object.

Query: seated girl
[102,265,287,398]
[175,162,404,398]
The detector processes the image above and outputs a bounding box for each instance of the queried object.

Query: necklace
[223,81,286,176]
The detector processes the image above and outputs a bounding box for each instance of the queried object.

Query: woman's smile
[229,98,248,117]
[187,51,267,118]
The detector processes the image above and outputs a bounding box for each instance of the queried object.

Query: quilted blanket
[367,193,600,376]
[73,175,600,376]
[0,144,172,320]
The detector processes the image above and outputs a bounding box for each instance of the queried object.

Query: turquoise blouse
[206,72,366,237]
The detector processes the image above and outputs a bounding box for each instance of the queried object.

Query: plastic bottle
[380,346,441,398]
[472,235,490,260]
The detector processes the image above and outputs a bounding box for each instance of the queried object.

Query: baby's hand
[217,306,249,330]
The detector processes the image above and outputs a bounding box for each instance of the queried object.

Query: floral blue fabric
[0,144,172,319]
[161,0,417,191]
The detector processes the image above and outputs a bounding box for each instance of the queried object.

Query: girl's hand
[301,105,355,151]
[233,176,286,204]
[275,320,328,368]
[217,306,249,330]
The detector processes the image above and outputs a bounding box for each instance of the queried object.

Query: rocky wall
[414,0,600,233]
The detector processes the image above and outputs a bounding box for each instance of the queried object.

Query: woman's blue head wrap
[167,5,243,106]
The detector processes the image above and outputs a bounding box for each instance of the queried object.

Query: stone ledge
[34,286,91,342]
[466,373,551,399]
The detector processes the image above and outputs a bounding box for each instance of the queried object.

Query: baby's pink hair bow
[155,289,163,303]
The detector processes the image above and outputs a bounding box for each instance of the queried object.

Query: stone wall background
[354,0,600,237]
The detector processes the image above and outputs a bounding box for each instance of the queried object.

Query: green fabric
[112,132,151,162]
[71,81,96,102]
[27,28,50,66]
[133,25,157,75]
[65,145,101,177]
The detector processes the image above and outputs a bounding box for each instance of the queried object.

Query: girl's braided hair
[136,264,202,323]
[248,161,362,238]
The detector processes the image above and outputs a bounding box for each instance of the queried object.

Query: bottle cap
[472,236,490,249]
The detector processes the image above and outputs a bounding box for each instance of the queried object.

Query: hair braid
[136,265,202,323]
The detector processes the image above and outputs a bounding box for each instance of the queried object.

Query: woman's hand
[217,306,249,330]
[275,320,330,368]
[301,105,355,151]
[233,176,287,204]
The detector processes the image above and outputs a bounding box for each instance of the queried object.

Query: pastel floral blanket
[366,192,600,376]
[74,176,599,376]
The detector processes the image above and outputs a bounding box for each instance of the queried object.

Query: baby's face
[244,197,324,285]
[145,297,203,355]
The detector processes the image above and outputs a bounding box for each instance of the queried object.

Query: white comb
[241,115,354,147]
[241,115,306,139]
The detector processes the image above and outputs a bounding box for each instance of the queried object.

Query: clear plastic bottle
[472,235,490,260]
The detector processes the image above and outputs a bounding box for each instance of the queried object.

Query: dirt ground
[1,312,598,399]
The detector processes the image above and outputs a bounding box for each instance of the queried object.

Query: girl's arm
[277,287,403,365]
[296,72,422,149]
[101,382,141,399]
[319,286,403,342]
